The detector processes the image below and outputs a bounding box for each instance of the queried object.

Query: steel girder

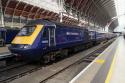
[64,0,118,30]
[0,0,118,30]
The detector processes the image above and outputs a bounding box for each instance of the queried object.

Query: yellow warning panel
[95,59,105,64]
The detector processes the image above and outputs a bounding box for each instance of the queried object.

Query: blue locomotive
[9,19,115,63]
[0,27,19,46]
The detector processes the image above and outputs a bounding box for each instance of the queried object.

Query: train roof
[27,19,54,26]
[26,19,87,30]
[89,29,111,33]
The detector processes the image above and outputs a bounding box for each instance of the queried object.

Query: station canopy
[64,0,118,31]
[0,0,118,31]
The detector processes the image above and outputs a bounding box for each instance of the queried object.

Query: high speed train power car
[9,19,115,63]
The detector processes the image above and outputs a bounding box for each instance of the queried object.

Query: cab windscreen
[18,26,35,36]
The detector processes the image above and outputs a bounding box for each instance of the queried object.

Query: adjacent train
[0,27,20,46]
[8,19,116,63]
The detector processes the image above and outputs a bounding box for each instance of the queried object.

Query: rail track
[0,39,114,83]
[40,41,112,83]
[0,63,43,83]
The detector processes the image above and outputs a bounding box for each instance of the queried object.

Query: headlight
[20,45,25,48]
[23,45,31,49]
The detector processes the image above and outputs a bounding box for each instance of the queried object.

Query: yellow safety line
[95,53,101,56]
[105,45,119,83]
[95,59,105,64]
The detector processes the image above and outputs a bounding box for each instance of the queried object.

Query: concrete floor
[0,46,9,54]
[45,61,88,83]
[70,36,125,83]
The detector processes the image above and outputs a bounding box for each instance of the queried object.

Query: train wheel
[65,50,68,57]
[42,55,50,64]
[62,49,68,57]
[50,52,56,61]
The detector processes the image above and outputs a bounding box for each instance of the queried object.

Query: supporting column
[87,16,90,29]
[59,0,64,23]
[0,0,4,27]
[105,26,109,32]
[60,12,63,22]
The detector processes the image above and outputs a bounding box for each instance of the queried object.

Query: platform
[0,46,11,60]
[70,36,125,83]
[0,46,9,53]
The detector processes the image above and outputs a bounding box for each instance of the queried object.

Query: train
[0,27,20,46]
[8,19,116,63]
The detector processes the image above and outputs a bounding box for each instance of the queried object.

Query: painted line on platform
[69,40,115,83]
[105,41,119,83]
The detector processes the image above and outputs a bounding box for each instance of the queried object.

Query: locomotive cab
[9,25,42,59]
[9,23,56,60]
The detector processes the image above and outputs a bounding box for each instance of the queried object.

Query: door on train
[48,26,56,47]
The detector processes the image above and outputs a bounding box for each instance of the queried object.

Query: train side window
[43,29,48,38]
